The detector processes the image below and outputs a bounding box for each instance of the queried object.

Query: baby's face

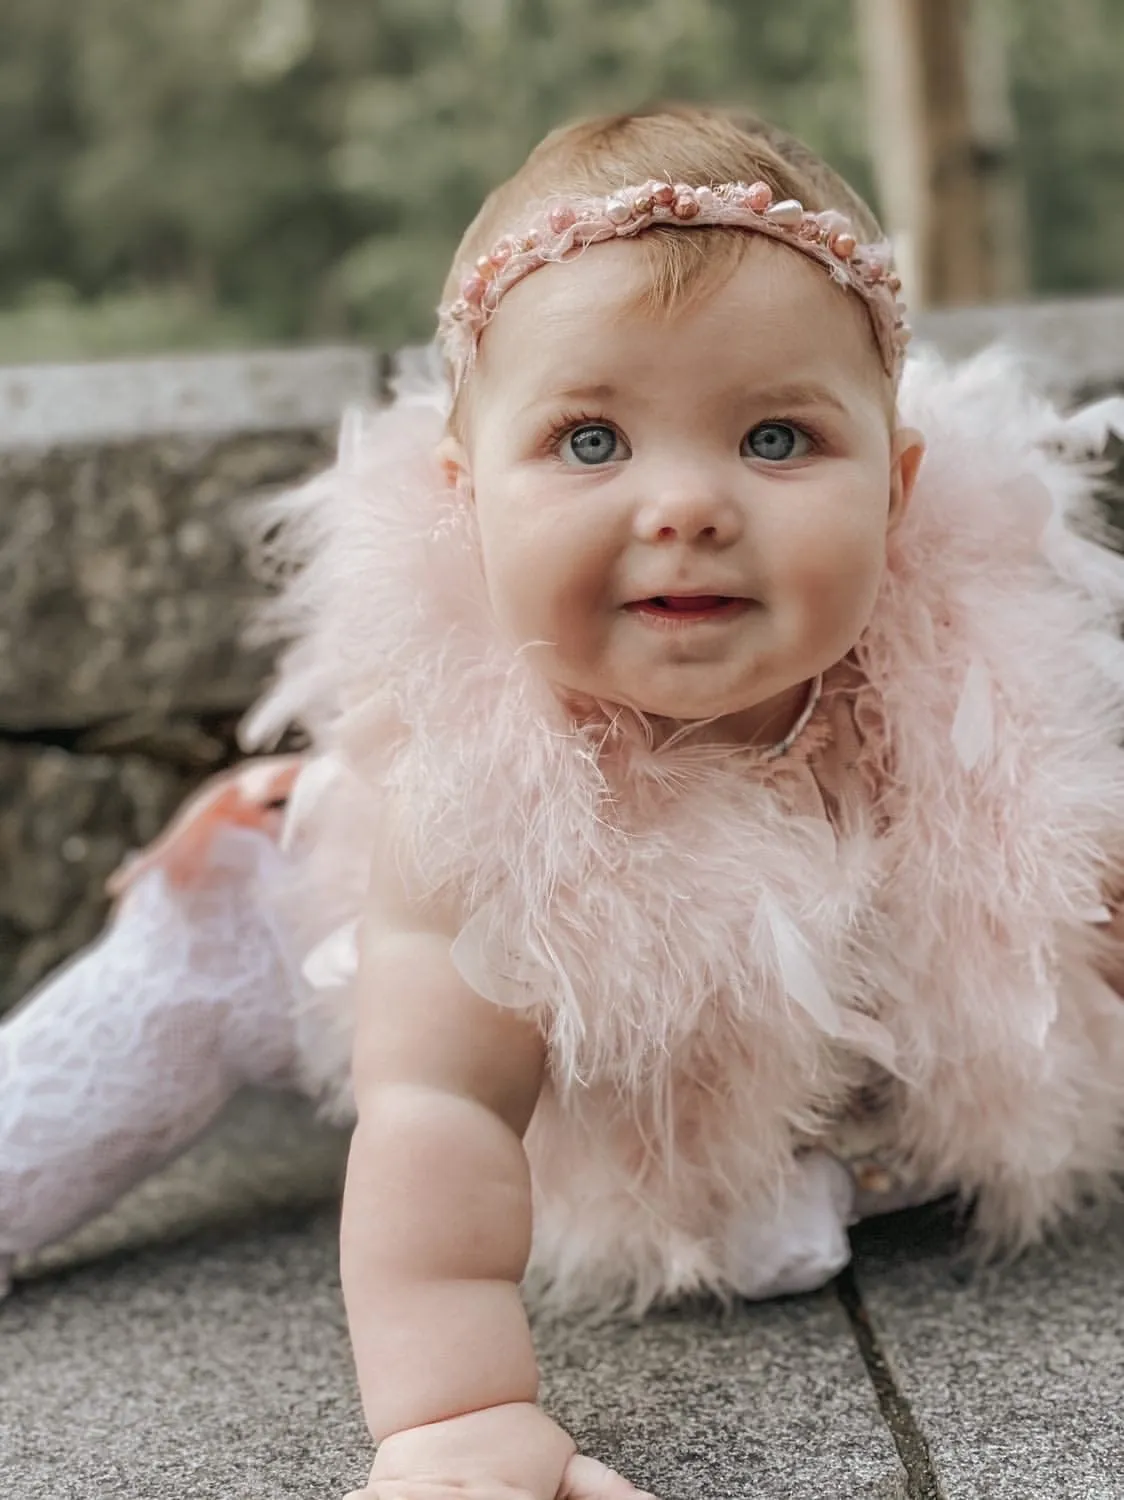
[450,237,921,741]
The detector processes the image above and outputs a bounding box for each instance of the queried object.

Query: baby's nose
[637,486,741,545]
[655,520,717,541]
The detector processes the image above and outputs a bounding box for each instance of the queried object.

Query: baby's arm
[342,852,642,1500]
[342,914,571,1495]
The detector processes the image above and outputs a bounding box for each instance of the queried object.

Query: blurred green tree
[0,0,1119,360]
[1009,0,1124,295]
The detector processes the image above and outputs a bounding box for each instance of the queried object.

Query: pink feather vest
[243,350,1124,1313]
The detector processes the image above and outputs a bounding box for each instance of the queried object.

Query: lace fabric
[0,828,302,1289]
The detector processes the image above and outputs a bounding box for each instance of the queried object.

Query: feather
[449,903,538,1010]
[788,814,838,864]
[1080,905,1112,925]
[758,891,843,1037]
[951,654,995,771]
[300,919,359,990]
[1057,396,1124,453]
[279,754,344,852]
[836,1011,899,1075]
[1026,986,1059,1049]
[1077,631,1124,694]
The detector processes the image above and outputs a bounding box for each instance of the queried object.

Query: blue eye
[742,422,811,462]
[562,424,623,466]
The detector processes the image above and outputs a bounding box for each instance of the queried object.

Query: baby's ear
[435,434,471,495]
[888,425,925,531]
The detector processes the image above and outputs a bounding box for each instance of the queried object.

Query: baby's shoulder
[363,779,468,944]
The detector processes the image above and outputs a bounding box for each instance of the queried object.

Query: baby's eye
[741,422,812,462]
[560,423,628,467]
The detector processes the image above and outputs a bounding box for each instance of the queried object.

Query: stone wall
[2,305,1123,1014]
[0,349,375,1010]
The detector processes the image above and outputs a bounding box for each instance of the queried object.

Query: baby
[4,105,1124,1500]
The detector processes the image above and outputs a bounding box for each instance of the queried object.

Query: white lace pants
[0,828,303,1297]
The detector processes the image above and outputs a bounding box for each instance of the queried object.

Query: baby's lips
[625,582,751,607]
[626,594,750,615]
[659,594,728,609]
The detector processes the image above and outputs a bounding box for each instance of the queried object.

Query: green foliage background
[0,0,1120,361]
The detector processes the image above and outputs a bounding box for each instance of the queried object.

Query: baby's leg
[0,818,303,1298]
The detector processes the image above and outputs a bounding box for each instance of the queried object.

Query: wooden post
[856,0,1027,308]
[966,0,1029,302]
[855,0,929,302]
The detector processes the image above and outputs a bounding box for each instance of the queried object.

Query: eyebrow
[744,381,850,415]
[551,383,619,404]
[517,379,851,424]
[513,382,620,422]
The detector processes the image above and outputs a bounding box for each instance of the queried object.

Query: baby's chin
[614,671,781,723]
[560,679,775,730]
[540,655,797,733]
[565,668,821,746]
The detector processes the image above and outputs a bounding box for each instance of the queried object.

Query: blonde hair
[444,105,886,429]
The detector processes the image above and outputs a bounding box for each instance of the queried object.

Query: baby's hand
[556,1453,656,1500]
[344,1402,654,1500]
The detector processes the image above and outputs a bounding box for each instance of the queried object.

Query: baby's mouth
[627,595,750,621]
[645,595,730,611]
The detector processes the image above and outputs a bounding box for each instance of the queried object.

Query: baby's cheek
[779,522,885,639]
[778,527,860,592]
[787,491,887,581]
[478,508,542,623]
[544,573,614,659]
[484,542,580,655]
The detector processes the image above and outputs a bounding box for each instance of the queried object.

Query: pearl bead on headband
[438,179,910,392]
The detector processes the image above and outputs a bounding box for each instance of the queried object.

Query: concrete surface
[911,296,1124,395]
[539,1299,907,1500]
[850,1200,1124,1500]
[0,1092,908,1499]
[2,1221,907,1500]
[0,348,376,447]
[5,1091,1121,1499]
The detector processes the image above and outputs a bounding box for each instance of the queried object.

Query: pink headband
[438,179,910,391]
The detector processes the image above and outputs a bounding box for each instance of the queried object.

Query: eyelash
[543,409,613,457]
[542,410,827,459]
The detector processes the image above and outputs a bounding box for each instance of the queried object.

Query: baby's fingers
[558,1454,657,1500]
[343,1484,537,1500]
